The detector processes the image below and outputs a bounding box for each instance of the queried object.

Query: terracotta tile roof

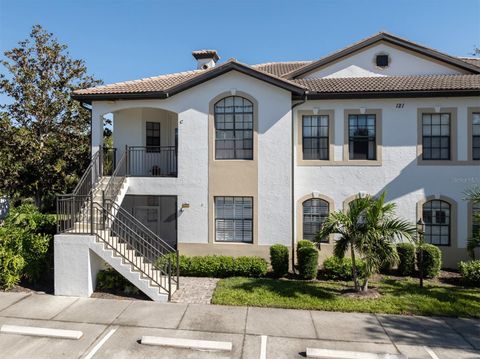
[293,74,480,94]
[74,69,206,95]
[252,61,312,77]
[460,57,480,67]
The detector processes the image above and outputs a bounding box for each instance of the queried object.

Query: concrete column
[91,105,104,157]
[54,234,104,298]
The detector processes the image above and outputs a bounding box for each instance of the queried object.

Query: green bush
[322,256,366,281]
[396,242,416,276]
[297,240,315,257]
[417,244,442,278]
[96,268,139,295]
[459,260,480,286]
[270,244,289,277]
[297,246,318,279]
[157,254,267,278]
[0,204,55,289]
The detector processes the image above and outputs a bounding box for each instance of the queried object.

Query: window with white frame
[473,113,480,160]
[348,114,376,160]
[215,197,253,243]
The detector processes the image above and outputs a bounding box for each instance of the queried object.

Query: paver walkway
[0,292,478,358]
[171,276,219,304]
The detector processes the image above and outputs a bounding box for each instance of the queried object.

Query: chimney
[192,50,219,70]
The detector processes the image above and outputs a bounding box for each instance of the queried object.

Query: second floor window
[423,200,451,246]
[146,122,160,152]
[303,115,329,160]
[348,114,376,160]
[422,113,450,160]
[214,96,253,160]
[473,113,480,160]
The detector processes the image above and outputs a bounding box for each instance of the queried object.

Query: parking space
[0,292,478,359]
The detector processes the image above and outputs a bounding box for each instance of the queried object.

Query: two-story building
[55,32,480,301]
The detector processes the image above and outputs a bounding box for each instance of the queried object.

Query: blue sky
[0,0,479,90]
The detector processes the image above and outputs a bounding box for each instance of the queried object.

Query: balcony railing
[127,146,177,177]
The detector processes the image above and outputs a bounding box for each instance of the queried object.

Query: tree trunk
[362,277,369,292]
[350,243,360,292]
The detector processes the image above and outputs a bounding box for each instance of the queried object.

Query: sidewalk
[0,292,478,358]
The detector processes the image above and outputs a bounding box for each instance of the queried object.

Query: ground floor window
[303,198,329,242]
[215,196,253,243]
[423,200,451,246]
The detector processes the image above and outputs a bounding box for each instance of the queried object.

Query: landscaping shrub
[96,268,139,295]
[459,260,480,286]
[270,244,289,277]
[322,256,366,281]
[297,246,318,279]
[417,244,442,278]
[297,240,315,257]
[396,242,416,276]
[157,254,267,278]
[0,204,56,289]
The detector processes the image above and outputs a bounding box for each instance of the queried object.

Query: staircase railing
[103,148,127,206]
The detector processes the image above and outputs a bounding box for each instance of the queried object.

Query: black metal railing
[127,146,177,177]
[103,149,127,206]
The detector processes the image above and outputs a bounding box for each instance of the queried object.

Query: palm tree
[465,187,480,259]
[317,192,415,292]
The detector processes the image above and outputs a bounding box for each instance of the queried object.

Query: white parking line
[141,336,232,351]
[306,347,406,359]
[424,346,440,359]
[0,324,83,340]
[83,328,117,359]
[259,335,267,359]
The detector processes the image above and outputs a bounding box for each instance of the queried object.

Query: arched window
[303,198,329,241]
[423,200,451,246]
[214,96,253,160]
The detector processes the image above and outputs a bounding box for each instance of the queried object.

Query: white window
[215,197,253,243]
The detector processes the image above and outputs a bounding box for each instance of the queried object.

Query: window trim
[297,110,335,165]
[296,193,335,245]
[214,196,253,244]
[468,107,480,162]
[417,108,458,165]
[343,109,382,165]
[416,195,457,248]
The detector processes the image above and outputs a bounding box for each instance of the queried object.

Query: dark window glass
[303,199,329,242]
[146,122,161,152]
[214,96,253,160]
[348,114,376,160]
[215,197,253,243]
[473,113,480,160]
[423,200,451,246]
[376,55,389,67]
[302,115,329,160]
[422,113,450,160]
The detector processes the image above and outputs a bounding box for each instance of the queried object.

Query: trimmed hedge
[322,256,366,281]
[270,244,289,277]
[297,246,318,279]
[417,244,442,278]
[157,254,268,278]
[396,242,416,276]
[459,260,480,286]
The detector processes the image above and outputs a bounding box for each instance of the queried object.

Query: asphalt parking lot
[0,292,478,359]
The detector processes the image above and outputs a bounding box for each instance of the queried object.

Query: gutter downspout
[291,92,308,272]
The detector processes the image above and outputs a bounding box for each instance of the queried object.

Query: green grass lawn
[212,277,480,318]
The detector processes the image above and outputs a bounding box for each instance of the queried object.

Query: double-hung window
[302,115,329,160]
[215,197,253,243]
[348,114,376,160]
[422,113,450,160]
[473,112,480,160]
[214,96,253,160]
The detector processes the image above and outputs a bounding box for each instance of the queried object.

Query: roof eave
[295,89,480,100]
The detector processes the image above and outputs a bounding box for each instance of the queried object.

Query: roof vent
[192,50,219,70]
